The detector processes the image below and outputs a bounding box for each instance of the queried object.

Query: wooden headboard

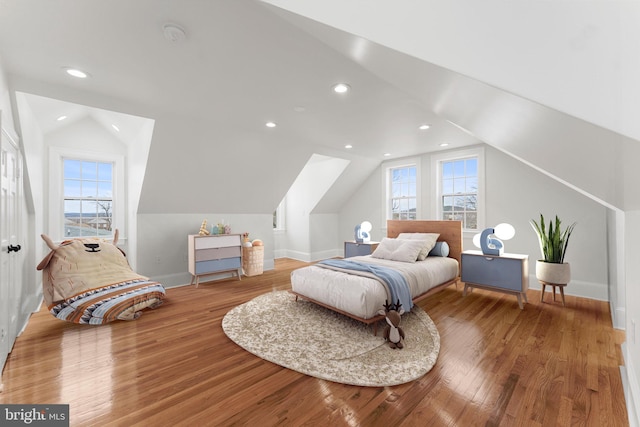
[387,220,463,265]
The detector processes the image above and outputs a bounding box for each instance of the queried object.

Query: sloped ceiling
[261,0,640,211]
[1,0,637,213]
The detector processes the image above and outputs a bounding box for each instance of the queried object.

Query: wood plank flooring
[0,259,628,426]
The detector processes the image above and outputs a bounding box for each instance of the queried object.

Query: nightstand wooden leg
[516,293,524,310]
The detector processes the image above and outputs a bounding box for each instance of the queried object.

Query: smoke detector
[163,23,186,43]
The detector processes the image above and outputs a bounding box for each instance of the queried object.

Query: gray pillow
[428,241,450,257]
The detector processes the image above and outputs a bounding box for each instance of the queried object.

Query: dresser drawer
[461,253,525,291]
[195,246,241,262]
[194,234,241,250]
[195,257,242,275]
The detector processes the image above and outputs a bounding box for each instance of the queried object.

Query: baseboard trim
[156,259,276,289]
[528,275,608,301]
[622,343,640,427]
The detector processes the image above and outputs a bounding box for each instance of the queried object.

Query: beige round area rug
[222,291,440,387]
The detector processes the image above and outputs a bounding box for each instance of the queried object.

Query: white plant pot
[535,260,571,285]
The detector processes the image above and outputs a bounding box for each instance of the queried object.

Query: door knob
[8,244,21,253]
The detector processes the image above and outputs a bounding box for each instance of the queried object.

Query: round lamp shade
[494,223,515,240]
[360,221,372,233]
[472,233,482,249]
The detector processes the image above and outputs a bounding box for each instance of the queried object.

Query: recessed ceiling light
[293,106,306,113]
[64,67,89,78]
[439,143,449,147]
[112,124,120,132]
[332,83,350,94]
[56,115,67,121]
[345,144,353,149]
[265,121,277,128]
[419,124,431,130]
[383,153,391,157]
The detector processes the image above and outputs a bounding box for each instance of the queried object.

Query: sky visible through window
[391,166,417,220]
[441,157,478,229]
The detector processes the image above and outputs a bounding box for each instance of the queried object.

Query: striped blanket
[49,279,166,325]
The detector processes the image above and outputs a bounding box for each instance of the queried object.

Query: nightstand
[344,241,379,258]
[461,250,529,309]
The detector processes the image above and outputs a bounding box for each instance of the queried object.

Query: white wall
[43,117,128,245]
[1,57,40,373]
[339,144,609,299]
[277,154,349,261]
[625,210,640,425]
[126,119,154,271]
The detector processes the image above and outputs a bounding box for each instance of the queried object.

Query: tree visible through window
[441,158,477,229]
[390,166,417,220]
[63,159,113,237]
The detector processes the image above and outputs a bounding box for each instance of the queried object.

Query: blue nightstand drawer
[344,241,379,258]
[462,252,527,291]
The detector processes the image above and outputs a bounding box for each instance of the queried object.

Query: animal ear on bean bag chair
[37,230,166,324]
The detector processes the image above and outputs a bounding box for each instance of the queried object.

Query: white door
[1,120,22,370]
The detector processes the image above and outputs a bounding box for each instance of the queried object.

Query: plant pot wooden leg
[539,280,567,307]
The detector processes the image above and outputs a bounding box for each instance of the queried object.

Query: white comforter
[290,255,459,319]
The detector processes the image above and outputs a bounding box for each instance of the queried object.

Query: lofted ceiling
[0,0,636,213]
[0,0,479,159]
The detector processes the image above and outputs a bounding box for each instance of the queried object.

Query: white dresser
[188,234,243,287]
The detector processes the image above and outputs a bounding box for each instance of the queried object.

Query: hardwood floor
[0,259,628,426]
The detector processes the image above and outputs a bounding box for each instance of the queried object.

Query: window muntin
[390,165,417,220]
[63,159,113,237]
[438,156,480,230]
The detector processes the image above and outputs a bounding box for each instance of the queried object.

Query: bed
[37,231,166,325]
[290,220,462,330]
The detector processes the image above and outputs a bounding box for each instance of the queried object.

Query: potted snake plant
[530,214,576,285]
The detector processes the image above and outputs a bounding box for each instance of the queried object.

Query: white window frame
[431,147,485,233]
[382,157,421,221]
[49,147,125,243]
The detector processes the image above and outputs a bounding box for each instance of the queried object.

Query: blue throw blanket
[317,259,413,311]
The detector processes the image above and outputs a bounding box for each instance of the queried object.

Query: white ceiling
[1,0,636,213]
[0,0,480,160]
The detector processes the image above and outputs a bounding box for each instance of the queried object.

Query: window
[432,147,484,231]
[273,198,286,231]
[49,146,125,242]
[383,159,420,220]
[63,159,113,237]
[390,166,417,220]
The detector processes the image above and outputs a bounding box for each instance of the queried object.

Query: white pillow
[397,233,440,261]
[371,238,425,263]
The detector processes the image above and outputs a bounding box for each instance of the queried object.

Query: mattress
[290,255,459,319]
